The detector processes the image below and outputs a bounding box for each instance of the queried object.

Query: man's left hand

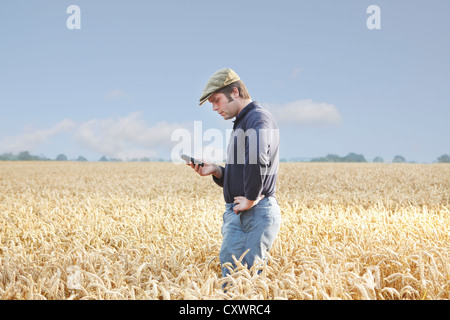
[233,195,265,214]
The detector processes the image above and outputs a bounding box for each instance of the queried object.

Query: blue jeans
[219,196,281,278]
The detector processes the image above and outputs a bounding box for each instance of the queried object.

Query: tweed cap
[199,68,240,105]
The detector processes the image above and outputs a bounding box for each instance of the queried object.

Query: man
[187,68,281,279]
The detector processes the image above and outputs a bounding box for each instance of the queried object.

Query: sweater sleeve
[212,165,225,187]
[243,120,268,201]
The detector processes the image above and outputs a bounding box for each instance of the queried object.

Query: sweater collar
[233,101,259,127]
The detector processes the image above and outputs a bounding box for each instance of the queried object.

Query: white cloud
[74,112,189,160]
[265,99,342,127]
[0,112,193,160]
[0,119,75,154]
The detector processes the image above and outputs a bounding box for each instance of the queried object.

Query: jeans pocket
[222,210,232,236]
[239,209,255,233]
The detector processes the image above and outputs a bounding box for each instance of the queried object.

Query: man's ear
[232,86,240,99]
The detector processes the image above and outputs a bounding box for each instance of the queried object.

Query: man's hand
[186,161,222,179]
[233,195,265,214]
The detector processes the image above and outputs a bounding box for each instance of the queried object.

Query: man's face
[208,92,239,120]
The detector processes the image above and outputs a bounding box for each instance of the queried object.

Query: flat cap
[199,68,240,105]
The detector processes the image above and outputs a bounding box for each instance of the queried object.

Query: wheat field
[0,161,449,300]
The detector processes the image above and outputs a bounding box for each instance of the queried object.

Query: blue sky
[1,0,449,162]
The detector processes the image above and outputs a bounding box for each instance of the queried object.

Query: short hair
[214,80,251,102]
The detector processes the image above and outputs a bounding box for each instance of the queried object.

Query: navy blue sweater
[213,101,279,203]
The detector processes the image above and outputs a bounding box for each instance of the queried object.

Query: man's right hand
[187,161,222,179]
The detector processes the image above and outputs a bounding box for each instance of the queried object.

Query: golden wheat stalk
[0,162,448,299]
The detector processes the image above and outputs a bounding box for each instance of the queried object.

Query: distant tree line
[0,151,168,162]
[1,151,450,163]
[288,152,450,163]
[310,152,367,163]
[0,151,51,161]
[437,154,450,163]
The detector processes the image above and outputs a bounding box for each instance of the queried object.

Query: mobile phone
[180,154,204,167]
